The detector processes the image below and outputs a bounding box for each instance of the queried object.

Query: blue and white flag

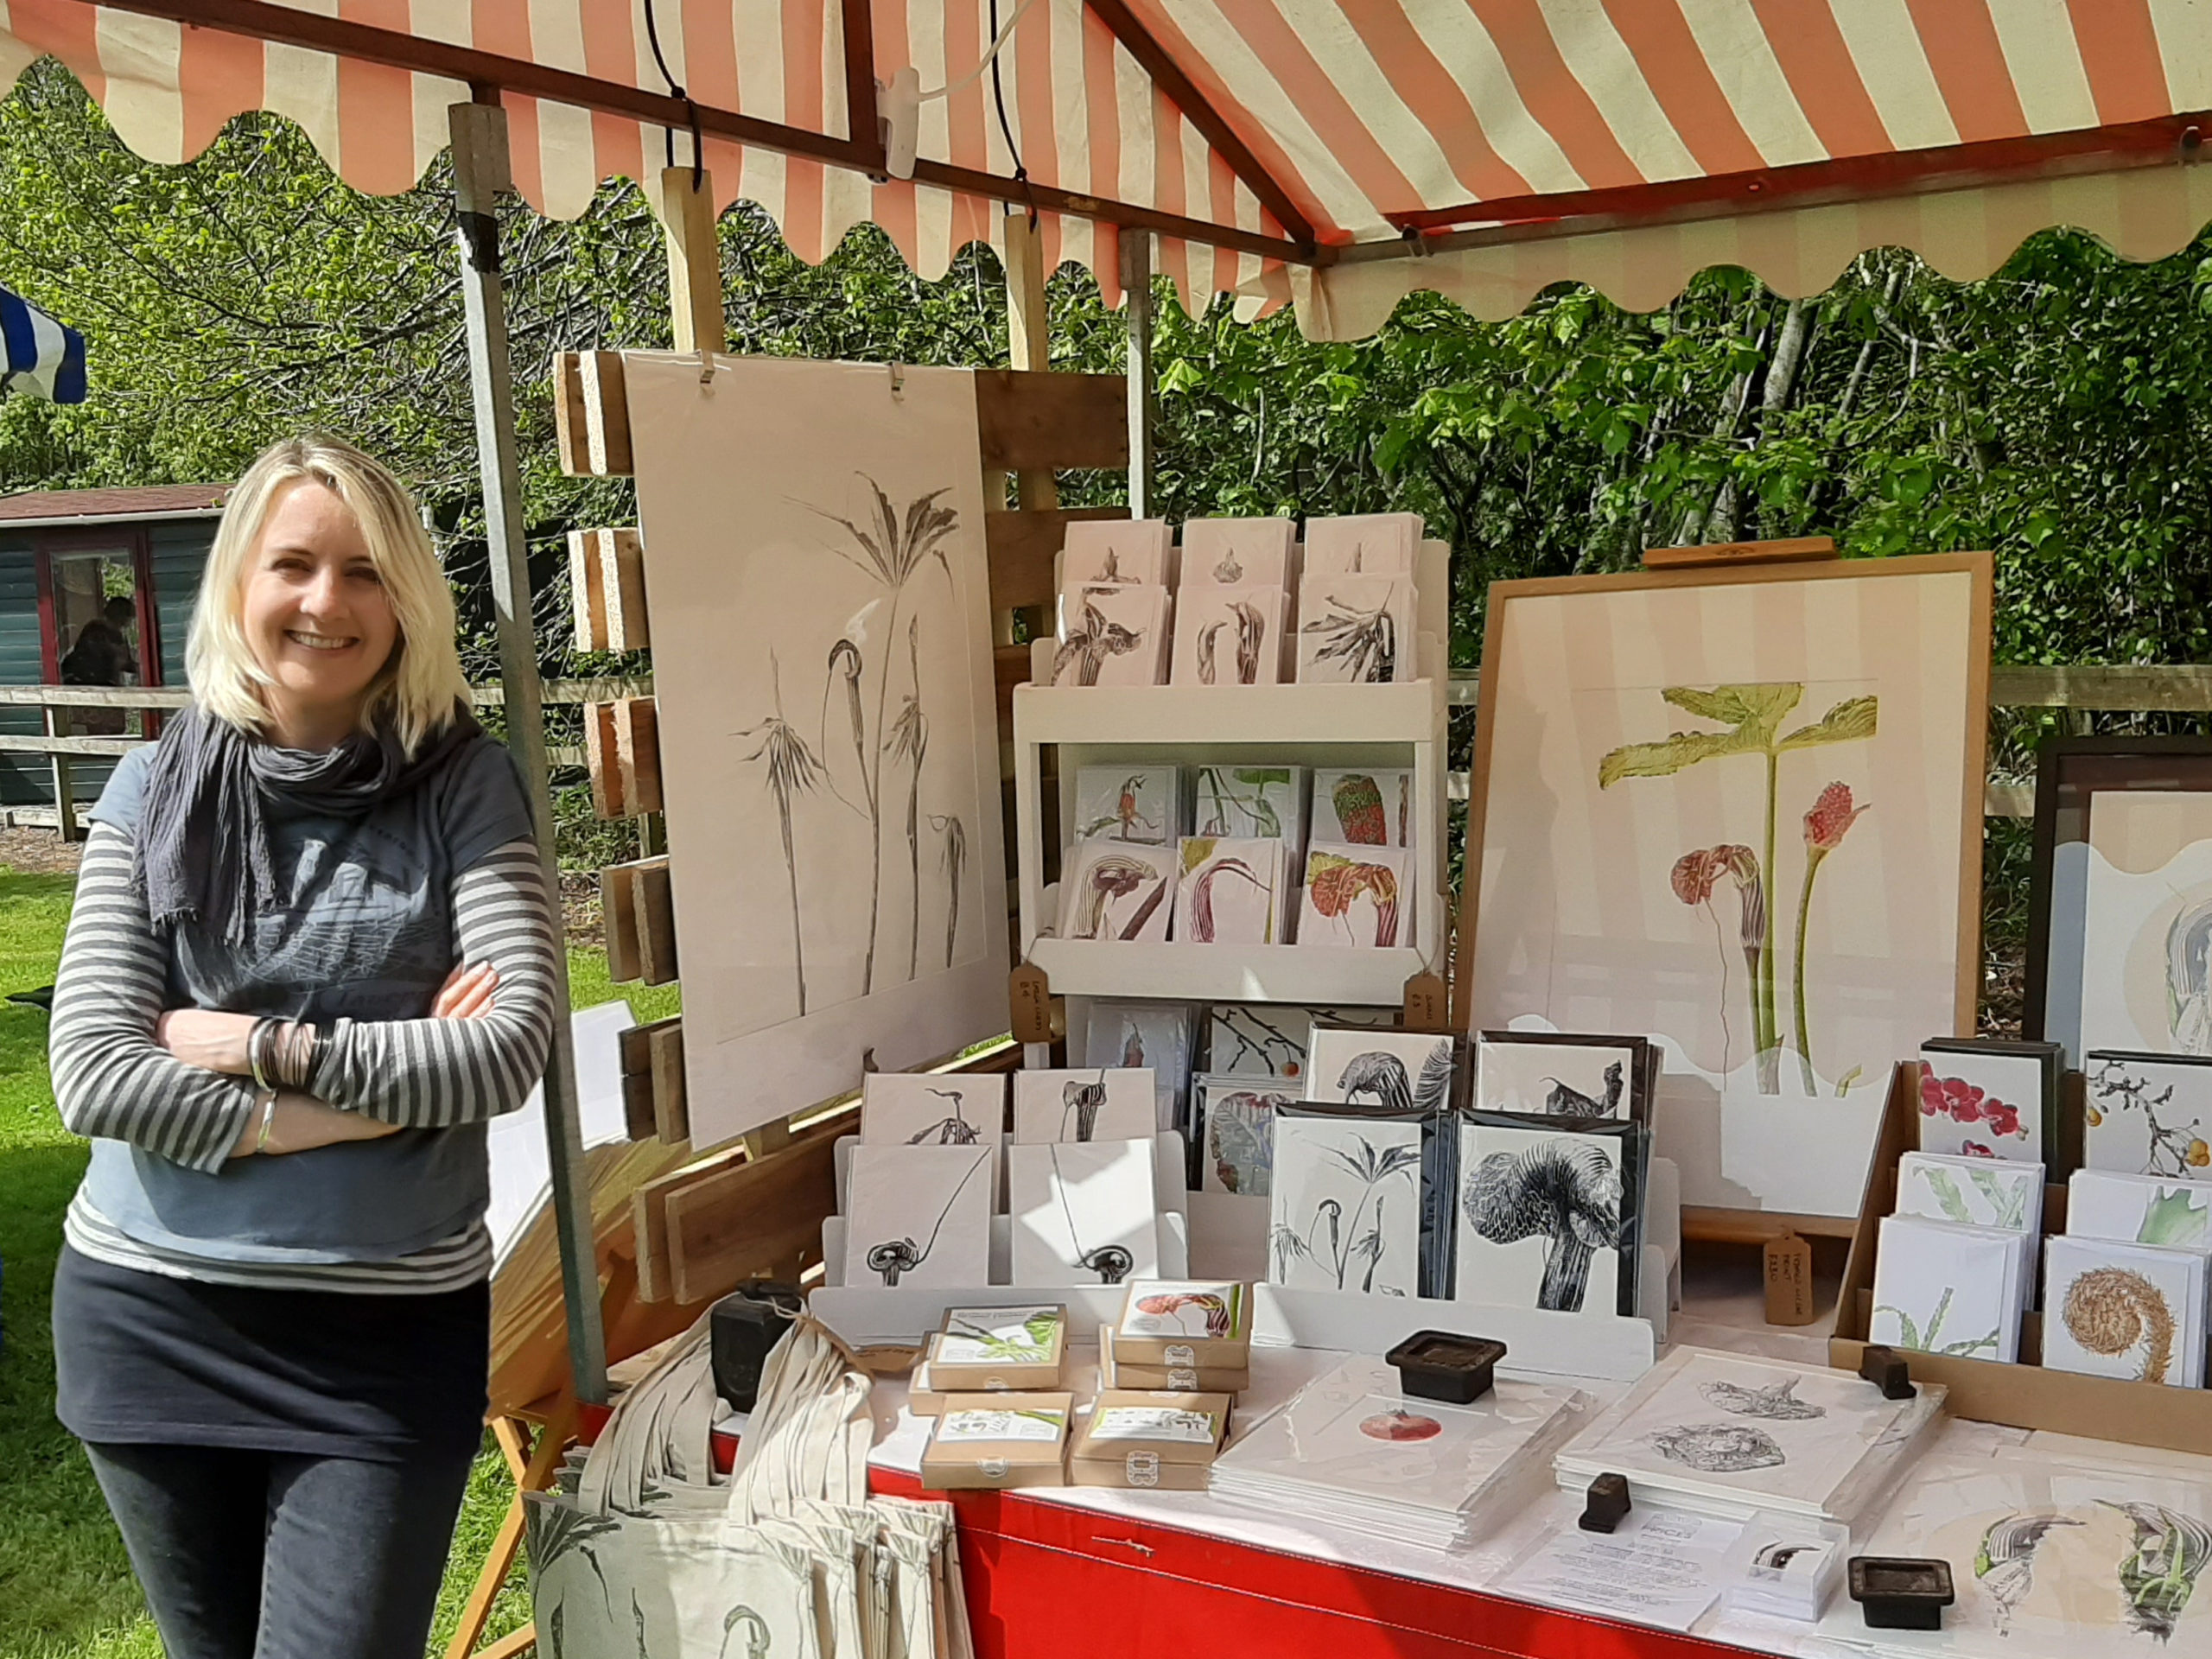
[0,287,86,404]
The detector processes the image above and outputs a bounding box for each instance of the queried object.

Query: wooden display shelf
[1012,677,1444,747]
[1026,937,1429,1007]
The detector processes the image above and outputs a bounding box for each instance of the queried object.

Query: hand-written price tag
[1402,971,1447,1032]
[1764,1231,1815,1326]
[1009,963,1056,1046]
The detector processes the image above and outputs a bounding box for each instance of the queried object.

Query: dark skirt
[53,1246,490,1461]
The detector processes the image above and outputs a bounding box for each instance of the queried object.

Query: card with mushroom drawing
[1179,517,1294,588]
[1475,1032,1652,1122]
[1060,518,1173,588]
[1312,767,1417,850]
[1190,1072,1291,1196]
[842,1144,995,1289]
[1826,1450,2212,1656]
[1919,1039,2060,1164]
[2069,1169,2212,1249]
[1010,1069,1156,1144]
[1171,586,1287,686]
[1296,574,1416,684]
[1071,765,1181,847]
[2083,1052,2212,1181]
[1297,842,1414,950]
[2040,1236,2209,1388]
[1453,1120,1639,1316]
[1871,1214,2027,1363]
[1267,1110,1423,1297]
[1053,584,1170,686]
[1174,836,1284,945]
[1058,841,1177,943]
[1561,1350,1935,1515]
[1007,1139,1160,1287]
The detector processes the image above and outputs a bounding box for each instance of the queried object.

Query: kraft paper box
[1068,1390,1232,1491]
[919,1394,1075,1491]
[1105,1349,1250,1395]
[1111,1281,1252,1371]
[925,1305,1069,1395]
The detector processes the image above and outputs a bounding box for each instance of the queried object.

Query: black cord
[988,0,1036,226]
[641,0,704,190]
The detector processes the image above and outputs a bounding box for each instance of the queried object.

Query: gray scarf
[136,702,483,943]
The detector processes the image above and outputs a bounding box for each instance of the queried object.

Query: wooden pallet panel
[628,1140,748,1304]
[664,1118,842,1306]
[567,529,608,652]
[974,370,1128,472]
[601,857,667,983]
[621,1071,658,1141]
[636,859,677,986]
[553,351,633,475]
[614,697,663,815]
[567,528,651,652]
[583,701,623,817]
[620,1016,689,1144]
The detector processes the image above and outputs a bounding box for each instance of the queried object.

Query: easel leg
[443,1404,577,1659]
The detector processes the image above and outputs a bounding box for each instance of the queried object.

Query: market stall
[15,5,2212,1659]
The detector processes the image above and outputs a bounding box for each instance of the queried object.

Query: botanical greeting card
[2067,1168,2212,1249]
[842,1144,994,1289]
[859,1071,1006,1150]
[1007,1139,1160,1286]
[1870,1214,2025,1363]
[1071,764,1180,845]
[1297,842,1413,950]
[1053,584,1169,686]
[1010,1068,1156,1144]
[1205,1003,1311,1078]
[1118,1281,1246,1339]
[1305,1026,1456,1116]
[1894,1152,2044,1234]
[1311,767,1416,849]
[1190,1072,1290,1196]
[1058,841,1177,942]
[1475,1032,1649,1121]
[1190,765,1306,846]
[1170,585,1287,686]
[1174,836,1283,945]
[1061,518,1172,587]
[1267,1111,1422,1296]
[1301,513,1420,577]
[1454,1120,1633,1315]
[935,1306,1063,1366]
[1179,516,1294,587]
[2083,1051,2212,1179]
[2040,1235,2209,1387]
[1918,1040,2057,1162]
[1296,574,1415,684]
[2078,789,2212,1057]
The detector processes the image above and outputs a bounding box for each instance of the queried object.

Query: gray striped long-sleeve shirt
[53,823,559,1293]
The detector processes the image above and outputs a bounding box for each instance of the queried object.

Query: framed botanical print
[2024,737,2212,1065]
[1459,552,1993,1220]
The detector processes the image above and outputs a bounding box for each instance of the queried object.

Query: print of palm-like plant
[1271,1135,1421,1292]
[816,476,959,995]
[1599,683,1875,1095]
[929,811,967,969]
[887,617,930,981]
[737,655,830,1016]
[1300,590,1396,682]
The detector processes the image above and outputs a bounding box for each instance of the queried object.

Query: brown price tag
[1008,962,1055,1046]
[1402,971,1448,1032]
[1763,1231,1816,1326]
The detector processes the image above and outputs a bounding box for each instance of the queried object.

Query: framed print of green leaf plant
[1460,553,1992,1222]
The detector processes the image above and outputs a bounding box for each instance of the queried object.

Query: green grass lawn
[0,865,677,1659]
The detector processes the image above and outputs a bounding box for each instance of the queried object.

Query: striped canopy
[6,1,2211,336]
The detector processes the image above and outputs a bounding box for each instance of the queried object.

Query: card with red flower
[1916,1038,2061,1166]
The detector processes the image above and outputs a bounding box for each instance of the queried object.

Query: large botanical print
[1463,556,1990,1217]
[628,356,1009,1147]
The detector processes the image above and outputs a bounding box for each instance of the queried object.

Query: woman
[48,435,559,1659]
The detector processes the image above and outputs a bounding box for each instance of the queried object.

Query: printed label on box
[1165,1344,1197,1366]
[938,1408,1065,1445]
[1090,1407,1219,1445]
[1126,1452,1160,1487]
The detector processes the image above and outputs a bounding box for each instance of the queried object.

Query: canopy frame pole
[450,98,608,1407]
[1119,230,1155,518]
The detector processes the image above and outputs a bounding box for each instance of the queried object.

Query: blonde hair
[187,435,470,753]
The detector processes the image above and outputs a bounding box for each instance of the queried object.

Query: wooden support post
[1001,211,1058,512]
[656,167,727,356]
[442,1404,578,1659]
[44,706,78,842]
[1120,231,1156,519]
[452,99,607,1406]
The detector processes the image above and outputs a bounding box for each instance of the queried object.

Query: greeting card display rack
[1010,537,1452,1037]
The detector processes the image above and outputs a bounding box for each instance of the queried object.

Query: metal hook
[696,346,717,387]
[887,362,906,400]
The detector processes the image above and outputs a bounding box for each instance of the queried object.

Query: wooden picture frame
[2023,735,2212,1062]
[1456,551,1993,1226]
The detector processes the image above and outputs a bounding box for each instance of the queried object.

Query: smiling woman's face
[240,479,399,746]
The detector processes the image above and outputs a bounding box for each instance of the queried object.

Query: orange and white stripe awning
[4,1,2211,335]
